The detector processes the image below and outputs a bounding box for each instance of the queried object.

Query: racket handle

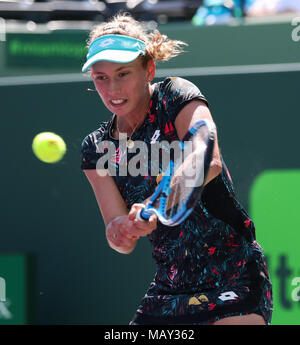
[136,207,151,221]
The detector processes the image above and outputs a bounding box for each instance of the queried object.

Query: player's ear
[146,60,155,82]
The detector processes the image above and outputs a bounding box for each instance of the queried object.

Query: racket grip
[136,207,151,221]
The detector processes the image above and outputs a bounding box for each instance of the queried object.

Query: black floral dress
[81,77,273,325]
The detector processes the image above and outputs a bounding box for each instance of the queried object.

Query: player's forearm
[205,158,222,185]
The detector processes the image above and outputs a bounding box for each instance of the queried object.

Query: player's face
[91,58,154,119]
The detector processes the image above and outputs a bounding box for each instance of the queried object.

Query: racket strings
[165,126,209,219]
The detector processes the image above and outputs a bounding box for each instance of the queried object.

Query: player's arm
[83,170,157,254]
[175,100,222,184]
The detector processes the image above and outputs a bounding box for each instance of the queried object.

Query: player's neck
[117,84,154,133]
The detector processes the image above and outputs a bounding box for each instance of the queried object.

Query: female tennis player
[81,13,273,325]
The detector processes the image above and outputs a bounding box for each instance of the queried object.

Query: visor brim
[82,50,142,72]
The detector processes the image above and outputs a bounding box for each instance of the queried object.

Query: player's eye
[119,71,129,78]
[95,75,107,81]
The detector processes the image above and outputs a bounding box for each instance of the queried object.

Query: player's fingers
[149,214,158,227]
[131,216,157,236]
[135,215,157,234]
[108,226,133,247]
[117,220,140,240]
[129,203,145,220]
[113,222,139,243]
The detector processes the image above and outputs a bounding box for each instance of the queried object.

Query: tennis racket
[136,119,216,226]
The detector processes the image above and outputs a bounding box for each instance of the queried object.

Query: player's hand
[127,203,157,238]
[106,205,157,252]
[106,215,138,250]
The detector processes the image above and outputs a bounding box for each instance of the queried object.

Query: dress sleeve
[160,77,209,124]
[80,123,108,170]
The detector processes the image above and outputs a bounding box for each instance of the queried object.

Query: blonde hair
[87,13,187,64]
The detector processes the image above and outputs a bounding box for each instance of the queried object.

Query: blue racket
[136,119,216,226]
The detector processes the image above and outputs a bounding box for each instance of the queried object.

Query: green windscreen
[0,255,29,324]
[250,170,300,325]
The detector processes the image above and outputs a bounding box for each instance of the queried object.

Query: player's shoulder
[158,76,200,94]
[155,76,207,110]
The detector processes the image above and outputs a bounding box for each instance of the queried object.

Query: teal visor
[82,34,146,72]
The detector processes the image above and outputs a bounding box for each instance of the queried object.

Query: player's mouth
[109,99,127,108]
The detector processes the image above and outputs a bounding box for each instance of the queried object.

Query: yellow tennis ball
[32,132,66,163]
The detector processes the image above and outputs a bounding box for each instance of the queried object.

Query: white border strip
[156,62,300,78]
[0,73,89,86]
[1,62,300,86]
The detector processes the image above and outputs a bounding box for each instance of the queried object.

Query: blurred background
[0,0,299,325]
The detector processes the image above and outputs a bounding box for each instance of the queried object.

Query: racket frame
[137,120,216,226]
